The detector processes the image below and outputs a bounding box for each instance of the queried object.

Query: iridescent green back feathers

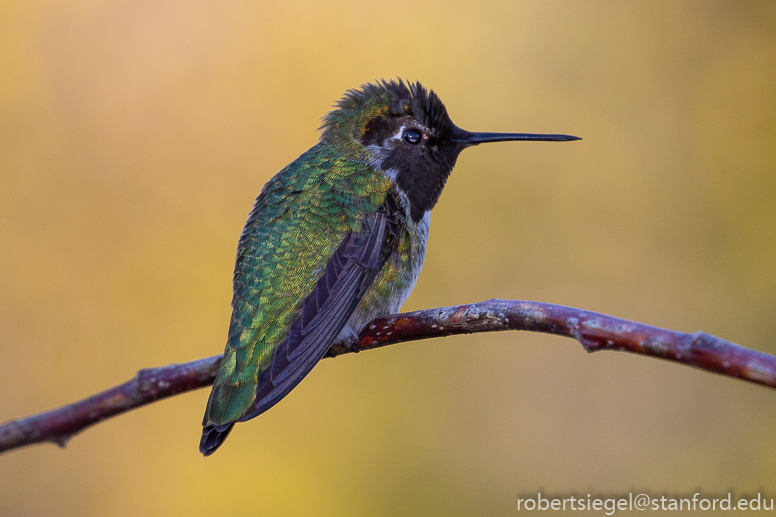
[203,145,391,426]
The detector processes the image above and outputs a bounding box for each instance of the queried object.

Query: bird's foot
[325,335,359,357]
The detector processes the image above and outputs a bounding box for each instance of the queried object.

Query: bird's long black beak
[453,131,581,147]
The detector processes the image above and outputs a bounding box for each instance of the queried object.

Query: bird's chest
[338,209,430,343]
[381,208,430,309]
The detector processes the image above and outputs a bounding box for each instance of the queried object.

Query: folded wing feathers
[246,203,398,421]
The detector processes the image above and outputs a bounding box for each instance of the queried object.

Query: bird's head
[320,79,579,222]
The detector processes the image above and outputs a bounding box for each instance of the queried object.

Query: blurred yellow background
[1,1,775,515]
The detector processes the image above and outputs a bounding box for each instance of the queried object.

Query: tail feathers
[200,423,235,457]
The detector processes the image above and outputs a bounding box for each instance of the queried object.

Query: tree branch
[2,299,774,455]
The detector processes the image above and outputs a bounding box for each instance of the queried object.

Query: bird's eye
[403,128,422,144]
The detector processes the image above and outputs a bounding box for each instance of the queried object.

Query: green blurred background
[1,1,775,515]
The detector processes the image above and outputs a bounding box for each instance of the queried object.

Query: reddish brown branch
[2,299,774,454]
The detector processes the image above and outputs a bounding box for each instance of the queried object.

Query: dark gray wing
[240,203,398,421]
[200,202,399,456]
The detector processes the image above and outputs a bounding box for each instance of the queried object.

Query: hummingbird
[200,79,579,455]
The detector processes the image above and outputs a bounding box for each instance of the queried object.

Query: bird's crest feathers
[320,79,454,147]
